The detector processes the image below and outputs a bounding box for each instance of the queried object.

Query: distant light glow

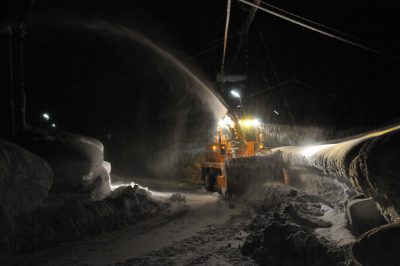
[230,90,241,98]
[51,123,56,128]
[273,110,279,115]
[301,144,335,157]
[42,113,50,121]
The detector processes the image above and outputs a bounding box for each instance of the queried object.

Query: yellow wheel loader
[200,114,276,196]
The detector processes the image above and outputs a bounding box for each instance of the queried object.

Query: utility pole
[9,0,35,138]
[16,21,28,135]
[8,22,28,138]
[5,26,16,138]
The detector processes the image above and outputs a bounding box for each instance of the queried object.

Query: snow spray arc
[75,20,228,120]
[63,20,227,178]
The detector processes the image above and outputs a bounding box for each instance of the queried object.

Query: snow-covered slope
[277,125,400,221]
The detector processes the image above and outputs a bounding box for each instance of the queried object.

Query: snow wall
[23,132,112,200]
[0,139,53,217]
[278,127,400,222]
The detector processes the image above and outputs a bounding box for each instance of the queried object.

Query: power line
[259,1,365,45]
[238,0,397,58]
[259,0,396,55]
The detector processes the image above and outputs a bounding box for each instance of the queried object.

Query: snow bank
[1,184,169,254]
[349,130,400,221]
[278,127,400,222]
[278,138,366,179]
[352,223,400,265]
[0,139,53,217]
[23,132,111,198]
[345,195,387,236]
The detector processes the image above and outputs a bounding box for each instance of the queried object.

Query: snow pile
[23,132,111,199]
[0,139,53,217]
[278,138,366,179]
[1,184,169,254]
[241,184,352,265]
[345,195,387,236]
[226,151,354,203]
[349,130,400,221]
[278,126,400,221]
[352,223,400,265]
[315,204,355,247]
[83,160,112,200]
[169,193,186,203]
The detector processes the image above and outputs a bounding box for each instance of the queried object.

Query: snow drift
[1,185,169,254]
[0,139,53,217]
[352,223,400,265]
[23,132,112,199]
[278,126,400,221]
[349,130,400,221]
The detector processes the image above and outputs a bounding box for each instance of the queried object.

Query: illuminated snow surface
[4,125,400,265]
[276,123,400,222]
[5,187,257,266]
[4,178,357,266]
[277,124,400,178]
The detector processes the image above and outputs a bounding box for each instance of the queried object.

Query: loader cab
[205,125,231,163]
[238,118,266,156]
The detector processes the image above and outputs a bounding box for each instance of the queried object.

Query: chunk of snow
[315,204,355,246]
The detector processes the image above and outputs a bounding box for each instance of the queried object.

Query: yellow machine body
[200,116,268,194]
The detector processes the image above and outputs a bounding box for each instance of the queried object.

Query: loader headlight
[239,119,261,127]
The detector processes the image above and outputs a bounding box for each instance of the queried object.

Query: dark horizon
[1,0,399,145]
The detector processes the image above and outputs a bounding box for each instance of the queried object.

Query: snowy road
[8,125,399,265]
[6,191,254,266]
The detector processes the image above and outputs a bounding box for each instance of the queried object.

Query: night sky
[1,0,399,174]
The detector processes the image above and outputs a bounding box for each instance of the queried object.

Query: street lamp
[42,113,50,121]
[230,90,240,98]
[230,90,242,108]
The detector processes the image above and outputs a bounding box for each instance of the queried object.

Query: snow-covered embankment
[279,125,400,221]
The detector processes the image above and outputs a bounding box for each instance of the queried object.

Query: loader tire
[205,174,212,191]
[205,171,218,192]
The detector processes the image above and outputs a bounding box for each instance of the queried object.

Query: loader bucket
[225,152,284,196]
